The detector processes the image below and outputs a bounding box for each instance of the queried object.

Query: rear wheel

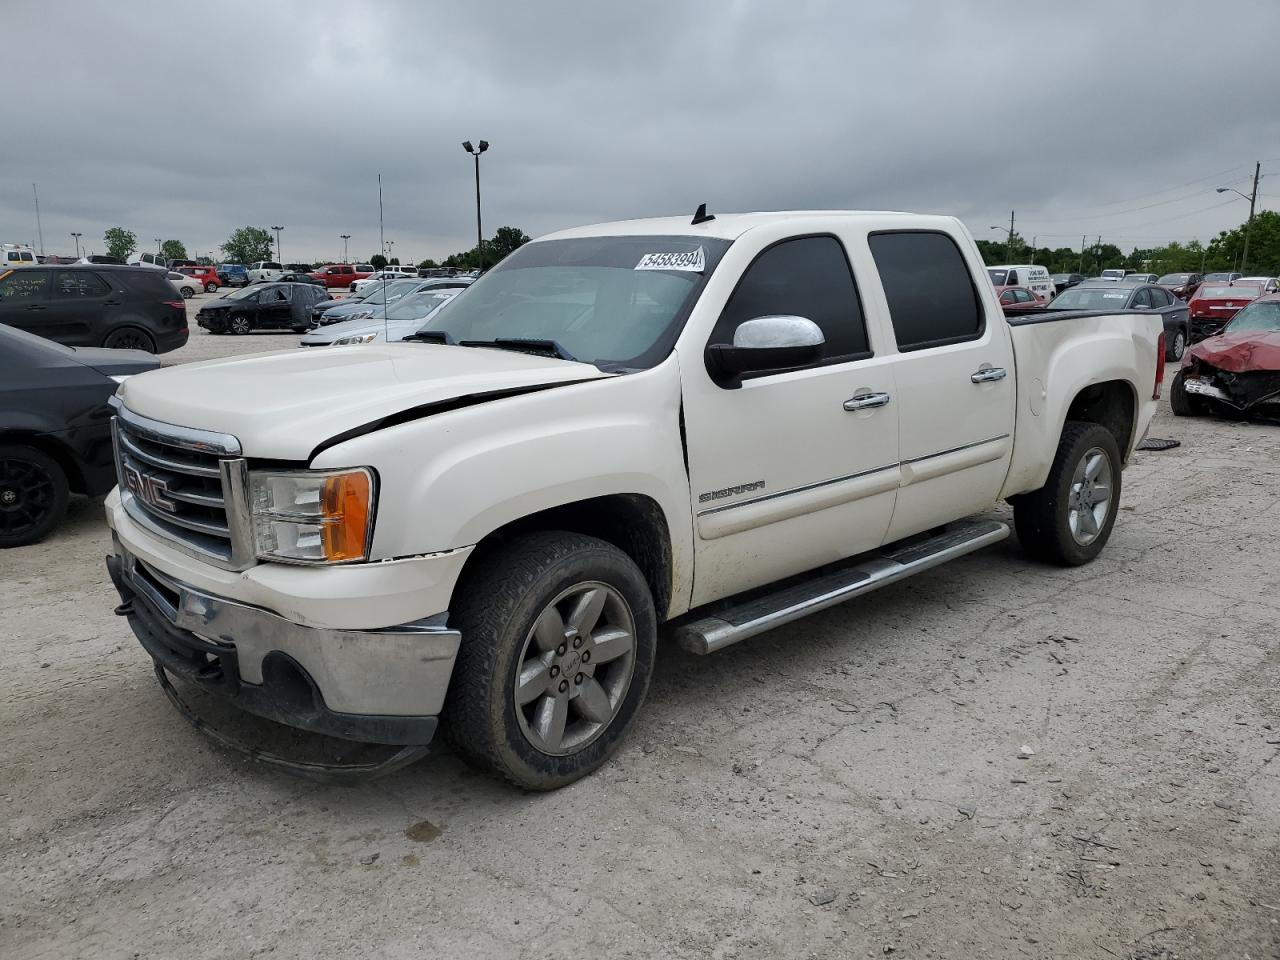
[180,286,195,299]
[0,445,69,548]
[102,327,156,352]
[228,314,252,335]
[1168,328,1187,361]
[205,281,219,293]
[1014,421,1122,566]
[444,532,657,790]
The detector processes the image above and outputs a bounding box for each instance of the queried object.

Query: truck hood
[116,343,612,460]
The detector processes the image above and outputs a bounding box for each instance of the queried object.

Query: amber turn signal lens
[320,470,372,562]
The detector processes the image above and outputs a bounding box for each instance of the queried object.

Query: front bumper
[107,542,460,745]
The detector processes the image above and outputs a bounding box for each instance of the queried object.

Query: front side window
[709,235,869,364]
[415,235,731,368]
[1000,290,1016,304]
[0,269,51,301]
[870,231,983,350]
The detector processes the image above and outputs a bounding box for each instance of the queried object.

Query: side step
[674,519,1010,655]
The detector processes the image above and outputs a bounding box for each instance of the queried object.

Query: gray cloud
[2,0,1276,264]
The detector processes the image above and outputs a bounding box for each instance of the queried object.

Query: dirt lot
[2,320,1278,959]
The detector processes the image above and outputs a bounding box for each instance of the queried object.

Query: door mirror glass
[706,315,825,386]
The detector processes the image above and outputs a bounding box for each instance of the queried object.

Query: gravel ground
[2,323,1279,959]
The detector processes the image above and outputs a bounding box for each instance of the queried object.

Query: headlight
[333,332,379,345]
[249,468,375,563]
[348,308,376,320]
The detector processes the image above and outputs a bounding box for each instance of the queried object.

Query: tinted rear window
[870,232,983,350]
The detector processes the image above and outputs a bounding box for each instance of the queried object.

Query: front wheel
[228,314,252,335]
[1013,421,1122,566]
[443,532,657,790]
[1170,370,1206,417]
[0,445,70,548]
[180,286,195,299]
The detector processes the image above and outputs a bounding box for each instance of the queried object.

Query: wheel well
[455,494,673,618]
[0,432,87,494]
[1064,380,1136,458]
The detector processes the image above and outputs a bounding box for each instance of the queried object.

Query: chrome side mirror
[706,315,825,387]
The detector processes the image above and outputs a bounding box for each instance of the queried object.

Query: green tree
[1206,210,1280,275]
[220,226,274,265]
[103,227,137,260]
[159,239,187,261]
[417,258,438,270]
[488,226,532,261]
[369,253,388,270]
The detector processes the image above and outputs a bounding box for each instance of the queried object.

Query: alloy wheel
[0,457,55,540]
[1067,446,1113,546]
[513,581,637,756]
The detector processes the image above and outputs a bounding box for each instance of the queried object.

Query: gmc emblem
[123,463,176,513]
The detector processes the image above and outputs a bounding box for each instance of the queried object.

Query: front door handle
[24,304,47,311]
[843,392,891,411]
[971,367,1008,383]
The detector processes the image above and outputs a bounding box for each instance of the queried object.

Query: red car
[1172,293,1280,418]
[1187,282,1262,342]
[311,263,373,289]
[995,285,1046,312]
[178,265,220,293]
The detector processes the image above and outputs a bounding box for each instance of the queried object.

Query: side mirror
[706,315,825,387]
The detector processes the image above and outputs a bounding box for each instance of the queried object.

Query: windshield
[359,278,421,305]
[411,235,730,367]
[987,269,1009,285]
[1049,287,1133,309]
[1101,270,1126,279]
[224,285,261,301]
[1199,284,1258,299]
[388,289,458,321]
[1204,273,1237,282]
[1157,274,1190,284]
[1224,300,1280,334]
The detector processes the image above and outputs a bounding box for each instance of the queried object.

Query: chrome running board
[674,519,1009,655]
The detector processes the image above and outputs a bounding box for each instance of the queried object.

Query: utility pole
[271,226,284,264]
[1242,161,1260,274]
[1079,235,1087,273]
[1095,235,1102,271]
[1007,210,1015,263]
[31,184,45,257]
[1030,235,1037,262]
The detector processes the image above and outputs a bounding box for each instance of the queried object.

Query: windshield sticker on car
[636,247,705,272]
[1102,292,1126,299]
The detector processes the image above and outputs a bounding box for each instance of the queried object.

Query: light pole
[271,225,284,264]
[384,240,395,263]
[462,140,489,270]
[154,238,162,256]
[340,234,351,263]
[70,232,82,258]
[990,219,1015,263]
[1217,162,1261,273]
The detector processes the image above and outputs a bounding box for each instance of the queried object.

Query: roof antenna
[691,202,715,226]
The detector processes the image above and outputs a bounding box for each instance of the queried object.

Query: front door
[681,233,900,606]
[0,268,52,337]
[863,230,1016,541]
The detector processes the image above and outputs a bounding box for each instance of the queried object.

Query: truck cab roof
[541,210,920,243]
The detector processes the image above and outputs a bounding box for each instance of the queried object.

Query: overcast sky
[2,1,1277,264]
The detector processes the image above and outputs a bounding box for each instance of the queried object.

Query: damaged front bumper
[1182,369,1280,411]
[107,543,459,747]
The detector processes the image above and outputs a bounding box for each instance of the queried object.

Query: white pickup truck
[105,210,1164,788]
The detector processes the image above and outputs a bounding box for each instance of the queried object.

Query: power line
[1041,163,1250,215]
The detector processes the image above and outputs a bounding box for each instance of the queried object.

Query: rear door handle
[971,367,1007,383]
[24,304,46,311]
[843,392,891,411]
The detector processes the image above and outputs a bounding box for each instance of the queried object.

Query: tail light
[163,299,184,310]
[1153,332,1166,400]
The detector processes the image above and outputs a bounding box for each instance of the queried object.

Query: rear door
[262,285,293,327]
[0,268,53,336]
[864,230,1016,541]
[681,232,900,605]
[49,270,115,345]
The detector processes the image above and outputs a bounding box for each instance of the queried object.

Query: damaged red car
[1172,293,1280,418]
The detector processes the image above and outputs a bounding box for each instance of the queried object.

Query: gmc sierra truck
[104,210,1164,788]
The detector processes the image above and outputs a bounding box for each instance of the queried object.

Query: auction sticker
[636,247,705,272]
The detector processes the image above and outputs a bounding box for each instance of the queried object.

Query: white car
[127,252,169,270]
[165,271,202,299]
[300,289,457,345]
[106,209,1162,789]
[1236,276,1280,294]
[350,269,417,295]
[246,261,284,283]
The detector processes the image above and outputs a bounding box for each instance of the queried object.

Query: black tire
[206,282,219,293]
[1167,327,1187,362]
[228,314,252,335]
[443,532,657,790]
[0,444,70,548]
[180,286,195,299]
[1169,371,1205,417]
[1013,421,1122,567]
[102,327,156,352]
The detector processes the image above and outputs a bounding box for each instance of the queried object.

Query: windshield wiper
[458,337,578,362]
[402,330,452,344]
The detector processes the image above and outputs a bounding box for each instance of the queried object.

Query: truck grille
[112,406,254,570]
